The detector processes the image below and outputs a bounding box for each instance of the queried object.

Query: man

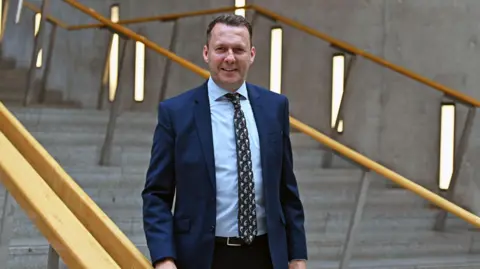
[142,14,308,269]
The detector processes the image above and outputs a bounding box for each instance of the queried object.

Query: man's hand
[155,259,177,269]
[289,260,307,269]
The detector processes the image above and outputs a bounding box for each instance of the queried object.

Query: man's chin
[218,77,243,90]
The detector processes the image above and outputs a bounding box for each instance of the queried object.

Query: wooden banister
[0,132,120,268]
[289,117,480,228]
[250,4,480,107]
[0,103,152,269]
[63,0,209,78]
[23,1,69,29]
[58,2,480,107]
[68,5,254,30]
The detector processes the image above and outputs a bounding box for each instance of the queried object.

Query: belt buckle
[226,237,242,247]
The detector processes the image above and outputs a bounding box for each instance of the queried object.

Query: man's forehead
[210,25,250,45]
[211,24,249,37]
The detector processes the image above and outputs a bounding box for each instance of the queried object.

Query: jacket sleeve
[280,97,308,261]
[142,102,177,266]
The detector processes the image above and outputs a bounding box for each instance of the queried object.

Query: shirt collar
[207,77,248,103]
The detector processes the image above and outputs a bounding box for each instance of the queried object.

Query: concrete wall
[1,0,479,208]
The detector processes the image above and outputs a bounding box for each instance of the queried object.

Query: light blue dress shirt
[207,77,267,237]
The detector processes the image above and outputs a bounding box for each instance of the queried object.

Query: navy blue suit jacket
[142,81,308,269]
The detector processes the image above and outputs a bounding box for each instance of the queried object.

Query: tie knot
[225,93,241,106]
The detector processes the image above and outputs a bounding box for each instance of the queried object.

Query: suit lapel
[194,83,216,191]
[247,84,271,187]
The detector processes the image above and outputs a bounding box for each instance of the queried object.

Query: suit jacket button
[210,225,215,232]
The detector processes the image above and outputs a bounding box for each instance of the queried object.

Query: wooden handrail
[0,103,152,269]
[0,132,120,268]
[289,117,480,228]
[68,5,254,30]
[23,1,69,29]
[22,0,480,107]
[250,5,480,107]
[59,3,480,107]
[63,0,480,229]
[63,0,209,78]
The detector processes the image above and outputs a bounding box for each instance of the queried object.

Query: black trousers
[211,234,274,269]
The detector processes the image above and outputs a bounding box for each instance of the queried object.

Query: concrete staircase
[0,106,478,269]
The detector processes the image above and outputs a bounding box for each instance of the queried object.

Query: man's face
[203,23,255,92]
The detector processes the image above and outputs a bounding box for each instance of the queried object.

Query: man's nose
[224,50,235,63]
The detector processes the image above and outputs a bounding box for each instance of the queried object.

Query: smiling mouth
[221,68,237,72]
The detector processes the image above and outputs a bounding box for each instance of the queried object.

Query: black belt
[215,234,267,247]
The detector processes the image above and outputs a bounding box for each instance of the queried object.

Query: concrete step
[9,107,157,123]
[309,238,472,260]
[0,69,27,81]
[0,58,16,70]
[306,212,470,233]
[33,142,332,171]
[29,130,154,147]
[6,243,151,269]
[8,107,333,149]
[308,255,480,269]
[5,213,472,252]
[65,166,367,188]
[6,245,480,269]
[0,88,65,103]
[5,223,477,268]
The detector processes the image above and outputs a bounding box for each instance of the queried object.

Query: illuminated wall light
[235,0,246,17]
[438,103,455,190]
[134,41,145,102]
[109,4,120,101]
[34,13,43,68]
[270,26,282,94]
[331,54,345,133]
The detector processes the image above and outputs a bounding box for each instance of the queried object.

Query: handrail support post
[158,19,178,102]
[39,23,57,103]
[24,0,49,106]
[0,187,15,266]
[339,169,370,269]
[47,245,60,269]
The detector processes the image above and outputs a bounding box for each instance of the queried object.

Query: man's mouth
[221,68,237,72]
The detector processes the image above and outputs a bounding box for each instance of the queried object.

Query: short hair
[206,14,253,47]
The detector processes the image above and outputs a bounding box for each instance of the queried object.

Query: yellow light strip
[235,0,245,17]
[270,27,282,94]
[439,103,455,190]
[134,41,145,102]
[109,5,119,101]
[34,13,43,68]
[331,54,345,133]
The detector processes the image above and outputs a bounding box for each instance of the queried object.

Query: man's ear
[203,45,209,63]
[250,46,256,64]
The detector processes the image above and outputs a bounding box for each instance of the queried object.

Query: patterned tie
[225,92,257,245]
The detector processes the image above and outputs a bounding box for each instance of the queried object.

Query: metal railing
[2,0,480,267]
